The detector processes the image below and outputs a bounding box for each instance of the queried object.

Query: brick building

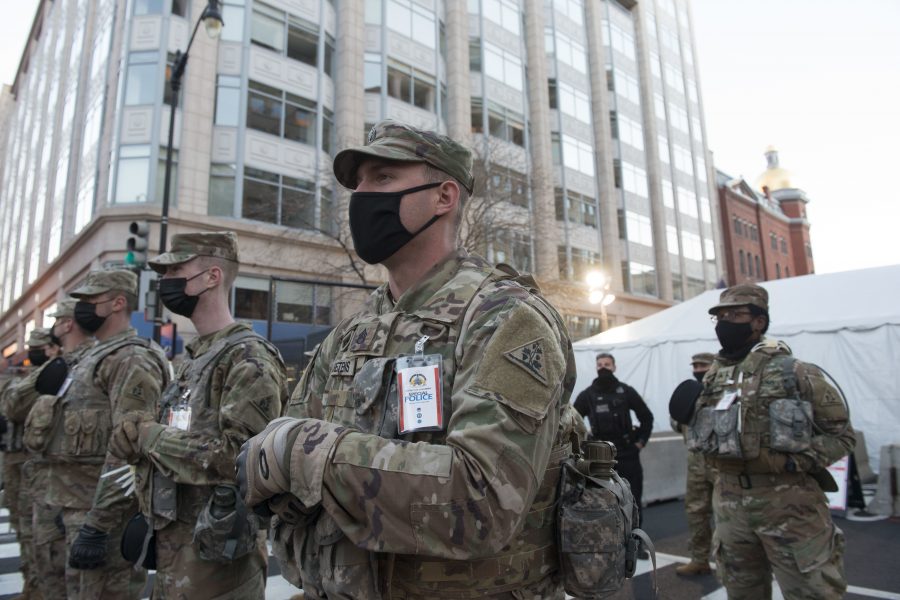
[716,147,814,286]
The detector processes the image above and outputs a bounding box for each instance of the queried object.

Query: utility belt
[717,471,808,489]
[386,444,569,597]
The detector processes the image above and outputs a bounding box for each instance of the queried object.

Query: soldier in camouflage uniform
[44,270,169,599]
[12,299,96,599]
[671,352,716,576]
[690,284,854,599]
[236,120,582,598]
[1,327,59,599]
[109,232,287,599]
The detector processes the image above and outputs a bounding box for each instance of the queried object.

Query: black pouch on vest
[120,513,157,569]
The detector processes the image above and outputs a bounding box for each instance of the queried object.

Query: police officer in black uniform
[574,353,654,531]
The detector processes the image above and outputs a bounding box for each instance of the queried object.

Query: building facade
[716,148,814,286]
[0,0,723,359]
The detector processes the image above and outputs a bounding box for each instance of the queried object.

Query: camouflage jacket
[276,250,579,597]
[46,328,168,531]
[134,322,287,524]
[694,340,854,475]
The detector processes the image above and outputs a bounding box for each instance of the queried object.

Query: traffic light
[126,220,150,267]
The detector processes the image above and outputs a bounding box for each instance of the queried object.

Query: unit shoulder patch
[503,338,548,385]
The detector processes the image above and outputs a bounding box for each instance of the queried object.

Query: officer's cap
[27,327,52,348]
[148,231,239,274]
[690,352,716,366]
[70,269,138,298]
[49,298,78,319]
[708,283,769,315]
[332,120,475,194]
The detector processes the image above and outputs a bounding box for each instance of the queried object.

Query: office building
[0,0,723,361]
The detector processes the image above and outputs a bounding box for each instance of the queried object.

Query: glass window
[365,0,383,24]
[677,186,697,218]
[243,168,279,224]
[235,287,269,320]
[247,81,282,136]
[629,262,657,296]
[133,0,164,15]
[625,211,653,246]
[681,230,702,260]
[287,20,318,66]
[115,145,151,203]
[284,93,316,145]
[561,134,594,176]
[221,3,245,42]
[124,55,159,105]
[558,81,590,123]
[281,177,316,229]
[547,30,586,74]
[666,225,679,254]
[250,6,285,53]
[484,0,520,34]
[209,164,236,216]
[364,53,382,93]
[215,75,241,126]
[554,0,583,25]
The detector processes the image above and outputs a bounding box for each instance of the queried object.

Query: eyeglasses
[710,309,754,323]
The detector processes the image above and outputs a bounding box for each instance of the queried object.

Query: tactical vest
[586,385,633,448]
[46,335,165,463]
[688,342,813,473]
[291,258,574,597]
[149,326,283,527]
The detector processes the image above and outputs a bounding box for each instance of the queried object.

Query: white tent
[572,265,900,471]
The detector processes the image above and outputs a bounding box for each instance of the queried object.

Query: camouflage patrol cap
[49,298,78,319]
[708,283,769,315]
[70,269,138,298]
[690,352,716,366]
[332,120,475,194]
[148,231,239,274]
[27,328,52,348]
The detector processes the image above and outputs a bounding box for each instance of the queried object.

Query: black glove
[54,511,65,536]
[69,525,109,569]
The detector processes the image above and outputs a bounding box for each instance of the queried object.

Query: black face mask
[74,300,112,333]
[28,348,48,367]
[596,368,615,380]
[159,270,210,318]
[693,371,706,382]
[349,182,444,265]
[715,320,754,352]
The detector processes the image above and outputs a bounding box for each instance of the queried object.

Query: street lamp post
[153,1,224,344]
[586,270,616,332]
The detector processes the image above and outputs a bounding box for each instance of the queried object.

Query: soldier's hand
[110,411,163,462]
[68,525,109,570]
[267,493,318,526]
[236,417,304,510]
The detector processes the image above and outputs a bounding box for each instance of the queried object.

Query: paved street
[0,499,897,599]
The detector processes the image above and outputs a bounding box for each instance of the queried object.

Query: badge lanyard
[396,336,444,434]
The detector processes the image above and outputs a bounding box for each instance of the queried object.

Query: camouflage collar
[96,327,137,348]
[186,322,252,359]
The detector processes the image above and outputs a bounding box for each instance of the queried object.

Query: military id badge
[396,337,444,433]
[167,406,192,431]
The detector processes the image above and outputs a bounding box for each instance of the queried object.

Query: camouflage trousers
[26,462,66,600]
[62,507,147,600]
[712,473,846,600]
[684,451,715,562]
[152,519,267,599]
[3,452,34,588]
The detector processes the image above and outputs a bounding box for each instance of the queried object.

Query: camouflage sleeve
[144,341,287,485]
[1,367,42,423]
[796,361,855,471]
[307,294,568,558]
[87,346,167,531]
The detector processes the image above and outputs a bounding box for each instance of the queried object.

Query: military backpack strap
[781,356,799,397]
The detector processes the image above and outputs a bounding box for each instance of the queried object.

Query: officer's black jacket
[573,375,654,456]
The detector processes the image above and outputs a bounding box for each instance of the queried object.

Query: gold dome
[756,146,792,192]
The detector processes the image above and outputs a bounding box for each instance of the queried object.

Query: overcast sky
[2,0,898,275]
